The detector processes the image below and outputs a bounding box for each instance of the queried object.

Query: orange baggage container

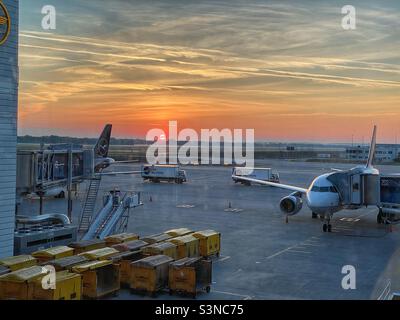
[0,266,44,300]
[168,235,199,259]
[29,271,82,300]
[164,228,193,237]
[0,266,10,276]
[46,255,89,272]
[111,239,148,252]
[79,247,119,261]
[69,239,106,255]
[142,242,177,260]
[0,255,37,271]
[72,260,120,299]
[192,230,221,258]
[142,233,172,244]
[169,257,212,298]
[32,246,74,263]
[130,255,173,295]
[109,250,146,286]
[105,233,139,246]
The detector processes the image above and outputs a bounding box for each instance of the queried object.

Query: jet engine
[279,195,303,216]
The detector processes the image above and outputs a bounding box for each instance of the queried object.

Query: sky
[17,0,400,143]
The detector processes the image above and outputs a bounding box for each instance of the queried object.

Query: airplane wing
[232,175,308,193]
[97,171,142,176]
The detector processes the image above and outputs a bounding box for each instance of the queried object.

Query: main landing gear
[322,223,332,232]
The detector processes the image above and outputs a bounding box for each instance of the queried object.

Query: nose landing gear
[322,214,332,232]
[322,223,332,232]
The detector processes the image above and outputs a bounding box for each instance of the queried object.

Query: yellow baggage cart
[0,266,10,276]
[142,242,177,260]
[0,266,44,300]
[0,255,37,271]
[130,255,173,295]
[169,235,199,259]
[46,255,89,272]
[32,246,74,263]
[79,247,119,261]
[192,230,221,258]
[142,233,172,244]
[72,260,120,299]
[111,239,148,252]
[105,233,139,246]
[169,257,212,298]
[30,271,82,300]
[109,250,146,286]
[164,228,193,237]
[69,239,106,255]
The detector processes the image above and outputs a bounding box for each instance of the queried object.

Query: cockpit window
[311,185,338,193]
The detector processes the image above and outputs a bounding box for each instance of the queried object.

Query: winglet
[366,125,377,168]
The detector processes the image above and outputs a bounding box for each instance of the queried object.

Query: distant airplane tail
[94,124,112,158]
[366,125,377,168]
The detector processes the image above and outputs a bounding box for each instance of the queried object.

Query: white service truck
[141,164,187,184]
[232,167,280,185]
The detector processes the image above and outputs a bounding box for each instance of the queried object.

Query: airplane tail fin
[94,124,112,158]
[366,125,377,168]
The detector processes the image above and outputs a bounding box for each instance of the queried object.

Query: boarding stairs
[81,191,142,240]
[92,195,127,239]
[78,177,102,234]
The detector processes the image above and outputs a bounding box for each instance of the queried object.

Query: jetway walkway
[81,190,142,240]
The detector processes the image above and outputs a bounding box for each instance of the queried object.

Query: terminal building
[344,144,400,163]
[0,0,18,258]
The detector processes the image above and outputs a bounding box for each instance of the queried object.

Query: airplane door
[351,174,362,205]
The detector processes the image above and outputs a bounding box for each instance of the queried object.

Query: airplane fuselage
[305,173,342,215]
[304,165,380,217]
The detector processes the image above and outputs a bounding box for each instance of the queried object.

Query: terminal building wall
[0,0,18,258]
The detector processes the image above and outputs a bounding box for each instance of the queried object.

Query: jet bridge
[327,170,400,222]
[327,169,380,208]
[379,175,400,223]
[16,148,94,196]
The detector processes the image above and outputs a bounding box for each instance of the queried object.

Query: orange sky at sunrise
[18,1,400,143]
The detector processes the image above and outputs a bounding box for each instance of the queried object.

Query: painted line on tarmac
[212,290,252,300]
[265,236,321,260]
[377,279,392,300]
[287,249,312,254]
[215,256,231,263]
[302,242,324,247]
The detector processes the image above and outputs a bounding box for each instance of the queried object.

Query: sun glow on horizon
[18,1,400,143]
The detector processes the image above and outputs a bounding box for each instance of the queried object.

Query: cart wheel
[206,286,211,293]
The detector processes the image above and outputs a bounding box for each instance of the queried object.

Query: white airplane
[232,126,380,232]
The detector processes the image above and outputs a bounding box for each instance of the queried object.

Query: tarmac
[19,159,400,300]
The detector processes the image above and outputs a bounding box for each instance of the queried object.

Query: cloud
[18,0,400,139]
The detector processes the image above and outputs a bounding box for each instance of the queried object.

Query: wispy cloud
[18,0,400,141]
